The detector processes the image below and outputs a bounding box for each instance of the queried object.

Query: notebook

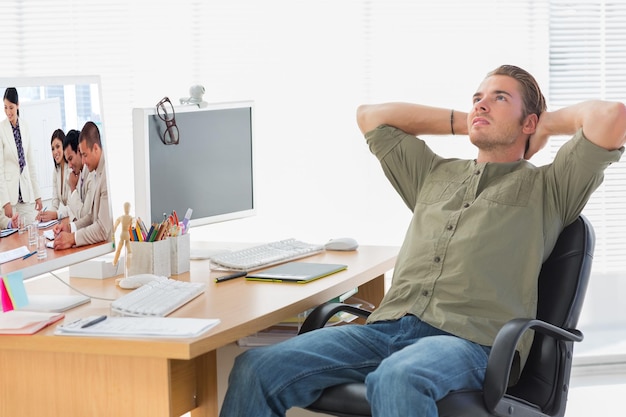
[1,228,18,238]
[246,262,348,284]
[0,310,65,334]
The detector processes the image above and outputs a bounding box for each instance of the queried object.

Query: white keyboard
[111,278,206,317]
[208,238,325,271]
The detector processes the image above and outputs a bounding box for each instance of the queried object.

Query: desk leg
[357,273,385,307]
[189,350,218,417]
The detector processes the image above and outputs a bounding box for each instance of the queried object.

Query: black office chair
[298,215,595,417]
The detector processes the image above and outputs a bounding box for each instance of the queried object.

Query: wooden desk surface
[0,244,398,417]
[1,245,398,359]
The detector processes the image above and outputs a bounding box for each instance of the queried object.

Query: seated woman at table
[37,129,72,222]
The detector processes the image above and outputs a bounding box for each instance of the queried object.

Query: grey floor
[566,327,626,417]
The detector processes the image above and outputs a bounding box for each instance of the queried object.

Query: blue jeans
[219,315,490,417]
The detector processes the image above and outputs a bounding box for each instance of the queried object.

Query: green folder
[246,262,348,284]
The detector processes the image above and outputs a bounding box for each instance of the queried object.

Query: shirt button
[422,290,429,297]
[446,225,453,231]
[463,203,470,208]
[434,256,441,263]
[474,170,481,175]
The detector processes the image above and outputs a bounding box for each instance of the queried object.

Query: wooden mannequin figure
[112,201,133,267]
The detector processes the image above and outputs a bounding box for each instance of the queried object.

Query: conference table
[0,222,112,279]
[0,243,398,417]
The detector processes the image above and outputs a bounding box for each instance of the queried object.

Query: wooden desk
[0,245,397,417]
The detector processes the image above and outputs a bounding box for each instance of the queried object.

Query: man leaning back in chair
[219,65,626,417]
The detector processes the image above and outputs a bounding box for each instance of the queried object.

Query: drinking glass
[28,222,38,247]
[37,234,48,260]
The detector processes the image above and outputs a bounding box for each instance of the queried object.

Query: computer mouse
[324,237,359,251]
[116,274,167,289]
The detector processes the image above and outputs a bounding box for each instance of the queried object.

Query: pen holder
[128,239,171,277]
[168,233,190,275]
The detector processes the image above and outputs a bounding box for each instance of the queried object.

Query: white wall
[106,1,547,249]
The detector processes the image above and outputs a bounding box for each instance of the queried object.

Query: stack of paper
[54,316,220,338]
[0,246,30,264]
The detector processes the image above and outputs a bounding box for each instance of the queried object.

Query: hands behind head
[524,114,550,160]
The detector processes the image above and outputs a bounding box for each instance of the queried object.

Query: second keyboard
[208,238,325,271]
[111,278,206,317]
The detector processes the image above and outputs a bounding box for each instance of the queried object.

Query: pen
[22,251,37,260]
[81,315,107,328]
[215,271,247,283]
[37,207,47,222]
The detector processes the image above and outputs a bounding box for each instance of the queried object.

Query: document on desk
[54,316,221,338]
[42,229,55,240]
[38,219,59,228]
[0,246,30,264]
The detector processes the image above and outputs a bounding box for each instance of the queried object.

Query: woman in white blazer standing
[0,87,42,225]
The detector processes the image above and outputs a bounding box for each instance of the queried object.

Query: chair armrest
[298,302,372,335]
[483,317,583,414]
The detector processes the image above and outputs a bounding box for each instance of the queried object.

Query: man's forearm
[357,102,468,136]
[542,100,626,151]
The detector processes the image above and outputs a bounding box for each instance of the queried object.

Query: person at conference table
[37,129,72,222]
[61,129,91,221]
[0,87,43,225]
[0,212,19,229]
[53,121,112,249]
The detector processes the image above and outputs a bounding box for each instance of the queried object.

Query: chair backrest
[506,215,595,415]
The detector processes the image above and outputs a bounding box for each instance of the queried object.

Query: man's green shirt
[365,125,622,367]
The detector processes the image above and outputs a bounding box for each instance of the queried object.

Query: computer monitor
[132,101,255,231]
[0,75,114,280]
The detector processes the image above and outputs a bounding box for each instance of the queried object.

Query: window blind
[548,0,626,274]
[1,0,622,271]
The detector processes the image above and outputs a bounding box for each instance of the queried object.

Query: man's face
[79,140,100,172]
[64,146,83,175]
[468,75,527,151]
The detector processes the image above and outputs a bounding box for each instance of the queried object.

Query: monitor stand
[189,241,230,260]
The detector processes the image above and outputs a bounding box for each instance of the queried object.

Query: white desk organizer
[128,239,171,277]
[168,233,190,275]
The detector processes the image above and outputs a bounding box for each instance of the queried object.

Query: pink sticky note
[0,279,14,312]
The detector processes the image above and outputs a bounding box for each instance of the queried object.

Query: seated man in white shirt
[53,122,112,249]
[62,129,91,221]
